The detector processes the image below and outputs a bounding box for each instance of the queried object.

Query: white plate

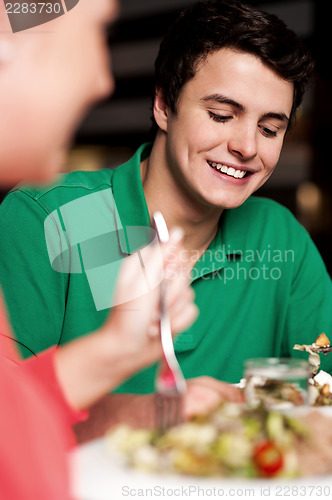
[70,407,332,500]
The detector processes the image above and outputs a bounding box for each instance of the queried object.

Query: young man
[0,0,331,432]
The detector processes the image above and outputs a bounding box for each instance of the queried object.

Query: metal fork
[152,212,187,433]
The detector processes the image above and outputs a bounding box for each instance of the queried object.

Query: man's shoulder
[20,168,114,200]
[5,143,149,214]
[6,168,115,214]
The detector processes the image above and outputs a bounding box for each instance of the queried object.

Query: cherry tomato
[253,440,284,477]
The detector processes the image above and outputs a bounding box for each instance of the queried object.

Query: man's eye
[208,111,232,123]
[260,125,277,138]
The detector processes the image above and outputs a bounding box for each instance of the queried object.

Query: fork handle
[159,282,187,393]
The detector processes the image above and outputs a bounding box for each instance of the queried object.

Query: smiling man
[0,0,331,434]
[147,48,293,223]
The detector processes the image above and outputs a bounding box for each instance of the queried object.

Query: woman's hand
[101,227,198,369]
[55,227,198,410]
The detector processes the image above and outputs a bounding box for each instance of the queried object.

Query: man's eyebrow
[201,94,289,123]
[201,94,245,112]
[261,112,289,123]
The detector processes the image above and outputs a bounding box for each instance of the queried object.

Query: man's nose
[228,122,258,161]
[96,70,115,101]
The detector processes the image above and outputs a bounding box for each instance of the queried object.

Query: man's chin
[209,196,250,211]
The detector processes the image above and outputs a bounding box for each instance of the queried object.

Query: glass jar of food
[244,358,310,410]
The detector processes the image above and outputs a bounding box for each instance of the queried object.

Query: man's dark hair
[153,0,314,130]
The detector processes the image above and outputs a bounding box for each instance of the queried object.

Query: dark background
[1,0,331,274]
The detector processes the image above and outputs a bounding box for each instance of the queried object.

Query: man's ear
[153,89,169,132]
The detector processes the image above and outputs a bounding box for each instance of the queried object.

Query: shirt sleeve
[0,190,68,358]
[22,346,88,428]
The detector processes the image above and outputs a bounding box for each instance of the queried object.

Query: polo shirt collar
[112,143,152,255]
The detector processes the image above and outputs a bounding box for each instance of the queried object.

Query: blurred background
[2,0,331,274]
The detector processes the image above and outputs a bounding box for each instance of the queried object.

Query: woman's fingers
[169,287,198,334]
[113,226,186,308]
[171,301,199,334]
[146,285,198,338]
[105,225,198,347]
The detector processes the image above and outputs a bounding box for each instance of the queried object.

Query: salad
[105,334,332,479]
[106,402,325,479]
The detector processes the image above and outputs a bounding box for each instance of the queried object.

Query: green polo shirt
[0,143,331,391]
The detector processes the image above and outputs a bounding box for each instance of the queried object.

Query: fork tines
[155,391,183,434]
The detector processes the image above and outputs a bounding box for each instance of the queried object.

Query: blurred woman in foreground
[0,1,241,498]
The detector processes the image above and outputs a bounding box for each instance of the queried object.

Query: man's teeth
[208,161,246,178]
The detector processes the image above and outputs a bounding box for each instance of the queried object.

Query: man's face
[0,0,118,186]
[158,48,294,210]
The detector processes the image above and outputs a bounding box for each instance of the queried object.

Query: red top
[0,291,87,500]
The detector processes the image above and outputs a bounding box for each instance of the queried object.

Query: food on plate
[293,333,332,405]
[105,402,332,478]
[309,370,332,406]
[288,410,332,476]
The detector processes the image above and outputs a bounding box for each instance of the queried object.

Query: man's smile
[207,160,255,180]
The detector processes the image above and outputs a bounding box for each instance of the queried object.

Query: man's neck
[141,135,223,260]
